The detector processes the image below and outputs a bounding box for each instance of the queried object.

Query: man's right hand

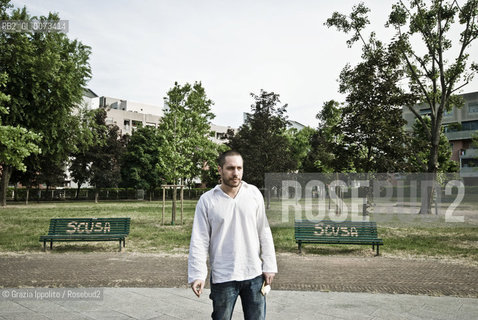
[191,279,205,298]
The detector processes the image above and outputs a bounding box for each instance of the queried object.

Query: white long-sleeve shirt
[188,181,278,284]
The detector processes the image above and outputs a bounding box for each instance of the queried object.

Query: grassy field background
[0,200,477,265]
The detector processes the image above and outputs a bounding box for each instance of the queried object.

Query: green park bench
[294,219,383,255]
[39,217,131,252]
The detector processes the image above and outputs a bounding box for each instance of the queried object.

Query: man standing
[188,150,278,320]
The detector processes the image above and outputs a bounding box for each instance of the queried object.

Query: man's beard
[223,176,241,188]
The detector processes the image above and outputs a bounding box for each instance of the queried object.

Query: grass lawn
[0,201,197,253]
[1,200,477,264]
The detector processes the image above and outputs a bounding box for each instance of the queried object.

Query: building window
[468,103,478,113]
[124,120,130,130]
[216,132,227,140]
[462,158,478,168]
[461,120,478,131]
[132,120,142,127]
[444,122,462,132]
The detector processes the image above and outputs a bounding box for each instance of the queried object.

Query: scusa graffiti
[314,224,359,237]
[66,221,111,234]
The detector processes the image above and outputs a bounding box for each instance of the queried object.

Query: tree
[0,1,91,203]
[337,35,412,173]
[408,117,458,172]
[304,100,353,173]
[0,72,41,206]
[158,82,216,224]
[69,107,108,199]
[88,109,125,203]
[387,0,478,173]
[326,0,478,213]
[285,126,315,172]
[228,90,296,188]
[121,125,163,200]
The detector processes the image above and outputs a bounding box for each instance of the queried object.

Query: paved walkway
[1,252,478,319]
[1,288,477,319]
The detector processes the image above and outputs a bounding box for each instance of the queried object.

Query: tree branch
[406,104,431,141]
[450,79,470,94]
[445,4,475,97]
[402,52,433,108]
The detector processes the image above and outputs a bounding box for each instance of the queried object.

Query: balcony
[461,148,478,159]
[460,148,478,178]
[445,130,477,141]
[460,166,478,178]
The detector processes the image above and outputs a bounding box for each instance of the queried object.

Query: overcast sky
[10,0,478,128]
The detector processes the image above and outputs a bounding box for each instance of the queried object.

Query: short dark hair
[218,150,242,168]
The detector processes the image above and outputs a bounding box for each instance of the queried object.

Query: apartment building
[80,90,164,135]
[97,96,164,135]
[83,91,236,140]
[402,91,478,179]
[210,123,236,144]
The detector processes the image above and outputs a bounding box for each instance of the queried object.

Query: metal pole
[180,186,184,225]
[162,187,165,225]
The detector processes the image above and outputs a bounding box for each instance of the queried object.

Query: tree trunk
[419,129,440,214]
[180,186,184,224]
[76,183,82,200]
[44,184,50,201]
[0,165,13,207]
[364,185,373,216]
[25,188,30,205]
[95,189,99,204]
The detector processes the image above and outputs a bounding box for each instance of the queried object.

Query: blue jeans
[209,275,266,320]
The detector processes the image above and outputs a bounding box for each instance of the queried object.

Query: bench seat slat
[40,234,127,240]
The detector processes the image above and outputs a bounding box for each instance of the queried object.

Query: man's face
[218,155,243,188]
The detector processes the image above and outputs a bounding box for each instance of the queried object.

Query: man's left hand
[263,272,275,285]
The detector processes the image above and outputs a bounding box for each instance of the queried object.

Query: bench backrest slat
[295,220,378,239]
[47,218,130,236]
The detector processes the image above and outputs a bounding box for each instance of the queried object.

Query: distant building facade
[96,96,164,136]
[209,123,236,144]
[242,112,306,131]
[288,120,306,131]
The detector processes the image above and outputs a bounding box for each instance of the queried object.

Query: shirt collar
[214,181,248,197]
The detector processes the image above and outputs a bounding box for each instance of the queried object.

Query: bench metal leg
[123,239,126,248]
[119,240,122,252]
[50,241,53,250]
[375,245,380,256]
[43,241,46,252]
[298,241,302,254]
